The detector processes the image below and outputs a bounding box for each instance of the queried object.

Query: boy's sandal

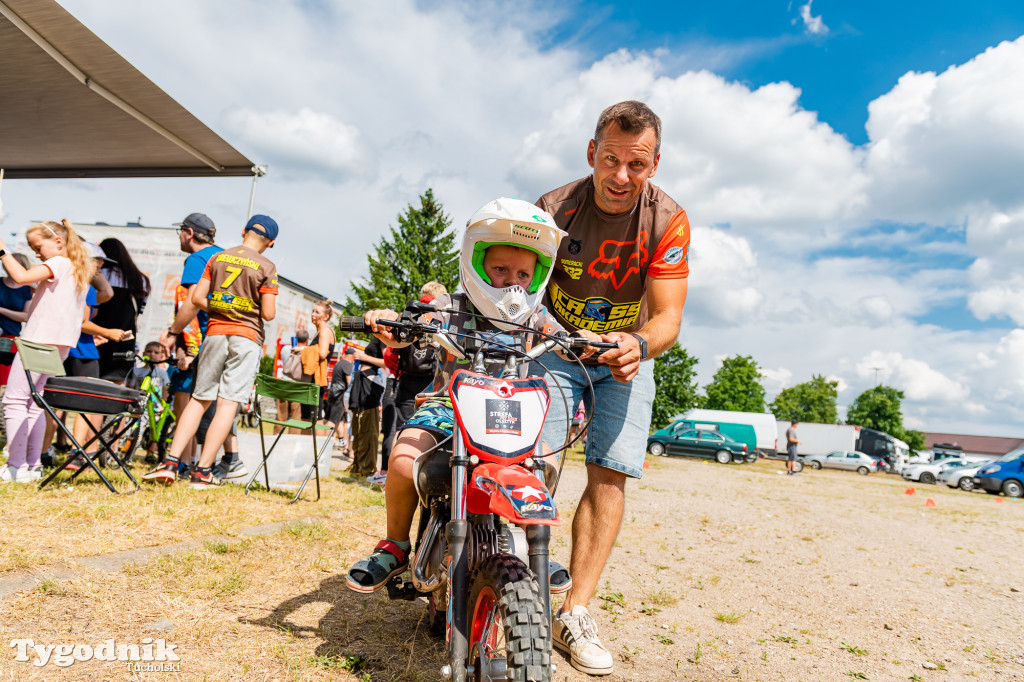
[550,560,572,594]
[345,540,410,593]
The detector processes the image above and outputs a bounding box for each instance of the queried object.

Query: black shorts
[64,356,100,378]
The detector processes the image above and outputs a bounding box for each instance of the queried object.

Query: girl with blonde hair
[301,299,337,421]
[0,220,94,482]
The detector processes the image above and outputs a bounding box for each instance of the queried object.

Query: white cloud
[798,1,829,36]
[2,1,1019,438]
[864,37,1024,224]
[225,108,367,181]
[686,226,763,327]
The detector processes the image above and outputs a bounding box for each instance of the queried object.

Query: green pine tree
[343,189,459,315]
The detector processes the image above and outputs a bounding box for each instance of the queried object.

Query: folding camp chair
[15,339,146,494]
[245,373,334,503]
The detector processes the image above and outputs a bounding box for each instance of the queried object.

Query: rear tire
[1003,479,1024,498]
[810,460,822,470]
[468,554,550,682]
[958,477,976,491]
[857,466,869,476]
[715,450,732,465]
[919,472,936,484]
[648,442,666,457]
[105,415,145,468]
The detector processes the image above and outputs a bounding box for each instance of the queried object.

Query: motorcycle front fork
[443,436,555,682]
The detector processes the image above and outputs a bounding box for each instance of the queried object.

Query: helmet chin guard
[460,198,566,331]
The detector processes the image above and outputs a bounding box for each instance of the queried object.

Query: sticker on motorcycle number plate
[485,398,522,435]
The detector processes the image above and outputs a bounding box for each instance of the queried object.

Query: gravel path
[547,456,1024,681]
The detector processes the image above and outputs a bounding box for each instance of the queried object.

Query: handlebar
[340,314,618,357]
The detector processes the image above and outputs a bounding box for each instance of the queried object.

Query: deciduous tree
[650,344,700,429]
[702,355,766,413]
[770,374,839,424]
[846,385,924,450]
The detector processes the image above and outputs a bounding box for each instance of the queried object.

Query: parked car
[901,458,972,485]
[801,450,878,475]
[646,428,753,464]
[937,463,982,491]
[973,448,1024,498]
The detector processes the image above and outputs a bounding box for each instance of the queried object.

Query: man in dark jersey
[536,101,690,676]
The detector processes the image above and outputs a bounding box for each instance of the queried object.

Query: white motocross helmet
[460,197,567,331]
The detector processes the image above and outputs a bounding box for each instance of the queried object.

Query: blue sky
[4,0,1024,437]
[554,1,1024,145]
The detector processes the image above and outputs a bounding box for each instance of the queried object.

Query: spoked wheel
[648,442,666,457]
[155,417,176,461]
[468,555,550,682]
[114,413,147,467]
[715,450,732,465]
[99,415,142,468]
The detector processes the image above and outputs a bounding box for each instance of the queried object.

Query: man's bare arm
[170,284,200,334]
[598,277,687,382]
[190,279,211,312]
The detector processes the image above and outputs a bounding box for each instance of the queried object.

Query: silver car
[901,458,972,485]
[937,463,983,491]
[802,450,878,475]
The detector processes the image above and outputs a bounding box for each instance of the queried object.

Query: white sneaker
[366,470,387,486]
[0,464,29,483]
[552,605,613,675]
[24,466,43,482]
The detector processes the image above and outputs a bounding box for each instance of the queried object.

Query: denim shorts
[540,353,656,479]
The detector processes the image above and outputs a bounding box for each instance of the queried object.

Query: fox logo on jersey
[587,233,648,290]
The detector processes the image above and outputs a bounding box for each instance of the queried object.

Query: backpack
[282,350,304,381]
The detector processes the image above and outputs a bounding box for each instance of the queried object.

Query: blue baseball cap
[245,214,279,241]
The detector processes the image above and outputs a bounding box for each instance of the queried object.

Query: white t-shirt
[21,256,89,347]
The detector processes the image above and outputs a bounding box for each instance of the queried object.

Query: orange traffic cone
[925,498,936,508]
[995,497,1004,504]
[904,487,916,495]
[643,460,650,469]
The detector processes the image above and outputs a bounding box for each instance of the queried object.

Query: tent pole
[246,165,268,220]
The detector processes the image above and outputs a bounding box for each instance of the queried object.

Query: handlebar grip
[338,316,371,333]
[587,341,620,349]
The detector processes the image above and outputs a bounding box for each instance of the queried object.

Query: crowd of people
[0,100,690,677]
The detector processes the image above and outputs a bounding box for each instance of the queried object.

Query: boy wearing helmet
[346,198,599,594]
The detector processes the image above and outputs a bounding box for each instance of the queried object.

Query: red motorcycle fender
[466,462,559,526]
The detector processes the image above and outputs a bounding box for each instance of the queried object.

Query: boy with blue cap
[146,215,279,488]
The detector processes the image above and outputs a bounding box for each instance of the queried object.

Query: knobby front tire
[467,554,551,682]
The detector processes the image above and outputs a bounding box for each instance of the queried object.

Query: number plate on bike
[449,370,549,463]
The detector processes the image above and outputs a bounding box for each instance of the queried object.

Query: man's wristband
[0,250,7,259]
[629,332,648,360]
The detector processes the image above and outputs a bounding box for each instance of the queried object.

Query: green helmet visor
[471,241,552,294]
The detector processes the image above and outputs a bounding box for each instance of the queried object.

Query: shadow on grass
[241,573,445,681]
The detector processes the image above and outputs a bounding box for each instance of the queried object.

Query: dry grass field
[1,452,1022,680]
